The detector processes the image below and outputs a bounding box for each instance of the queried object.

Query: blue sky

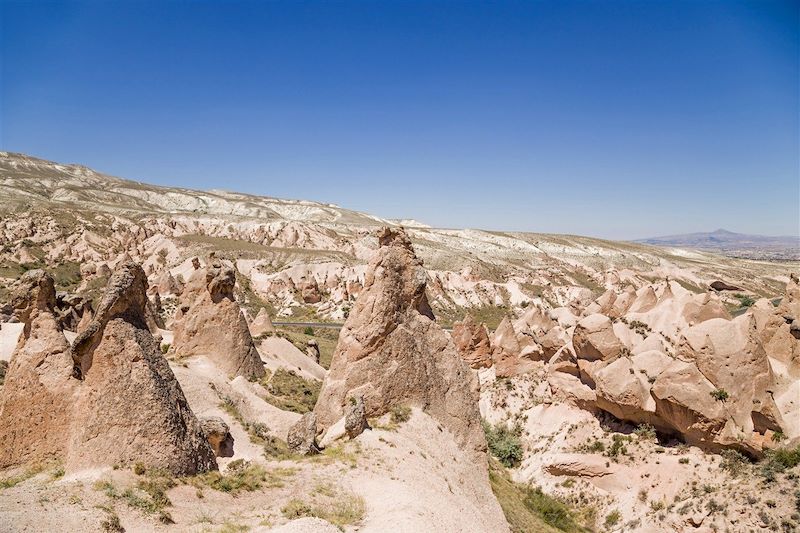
[1,1,797,239]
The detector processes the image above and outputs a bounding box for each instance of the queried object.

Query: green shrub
[303,326,315,336]
[587,440,605,453]
[634,424,656,440]
[771,445,800,469]
[709,389,729,402]
[390,405,412,425]
[720,449,749,477]
[604,510,621,528]
[607,435,630,457]
[488,459,580,533]
[760,445,800,482]
[483,421,524,468]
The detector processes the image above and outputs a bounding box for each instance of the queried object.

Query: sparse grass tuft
[280,484,365,529]
[188,460,294,494]
[0,462,46,489]
[390,405,412,425]
[604,509,621,528]
[98,505,124,532]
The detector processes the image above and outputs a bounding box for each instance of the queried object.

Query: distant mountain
[636,229,800,261]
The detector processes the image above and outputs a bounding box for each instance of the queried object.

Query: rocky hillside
[1,151,793,328]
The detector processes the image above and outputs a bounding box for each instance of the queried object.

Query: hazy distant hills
[636,229,800,261]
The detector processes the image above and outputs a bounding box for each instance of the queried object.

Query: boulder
[344,395,369,439]
[313,228,486,458]
[306,339,320,364]
[710,280,742,292]
[299,277,322,304]
[572,314,623,361]
[157,270,183,296]
[287,412,319,455]
[199,416,235,457]
[450,314,492,369]
[491,317,544,377]
[682,293,731,325]
[171,261,265,379]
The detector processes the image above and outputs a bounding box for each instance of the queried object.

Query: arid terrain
[1,151,799,533]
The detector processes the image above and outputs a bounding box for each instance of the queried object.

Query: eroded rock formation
[68,261,217,474]
[451,314,492,369]
[171,260,265,379]
[0,271,78,468]
[0,262,217,474]
[313,228,486,458]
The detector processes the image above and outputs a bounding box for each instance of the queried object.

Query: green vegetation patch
[261,368,321,414]
[488,459,584,533]
[483,420,524,468]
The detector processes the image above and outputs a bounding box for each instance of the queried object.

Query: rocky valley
[0,151,799,533]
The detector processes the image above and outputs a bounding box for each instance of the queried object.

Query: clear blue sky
[1,1,797,239]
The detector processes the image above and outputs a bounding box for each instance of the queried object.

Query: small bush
[634,424,656,440]
[483,421,524,468]
[390,405,412,425]
[303,326,315,336]
[759,445,800,482]
[604,509,621,528]
[282,499,313,519]
[100,507,124,532]
[133,463,146,476]
[588,440,605,453]
[709,389,729,402]
[650,500,665,511]
[770,445,800,469]
[720,449,749,477]
[607,434,630,458]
